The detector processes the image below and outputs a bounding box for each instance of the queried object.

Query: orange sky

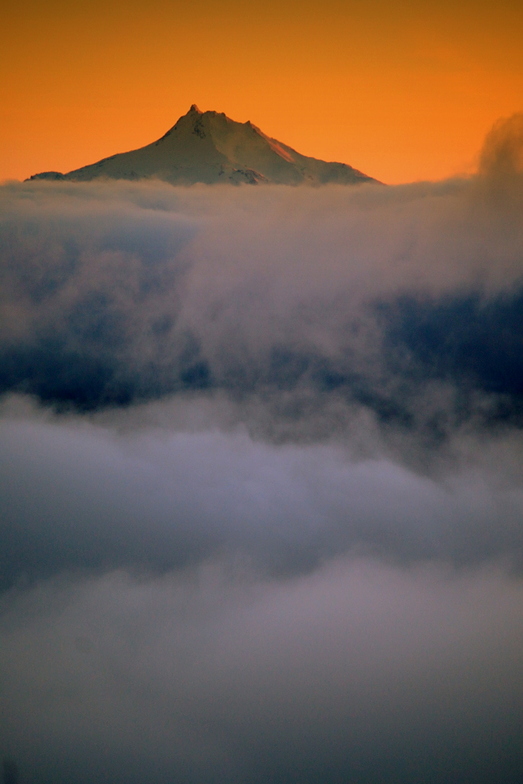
[2,0,523,184]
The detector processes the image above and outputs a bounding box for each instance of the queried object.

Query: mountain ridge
[28,105,379,186]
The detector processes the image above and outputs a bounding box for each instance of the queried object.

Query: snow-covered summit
[28,106,378,186]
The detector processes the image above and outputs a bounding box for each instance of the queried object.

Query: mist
[1,115,523,782]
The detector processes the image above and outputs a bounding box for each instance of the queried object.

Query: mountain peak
[28,107,380,187]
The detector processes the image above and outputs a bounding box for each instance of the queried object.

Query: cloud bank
[1,115,523,783]
[2,558,522,784]
[1,148,523,437]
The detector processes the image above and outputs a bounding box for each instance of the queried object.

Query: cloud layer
[1,115,523,783]
[1,150,523,439]
[2,558,523,784]
[1,401,523,589]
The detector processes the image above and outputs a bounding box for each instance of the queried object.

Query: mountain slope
[29,105,378,186]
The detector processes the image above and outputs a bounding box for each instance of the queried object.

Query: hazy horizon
[3,0,523,184]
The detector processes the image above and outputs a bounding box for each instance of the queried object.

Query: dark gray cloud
[1,116,523,783]
[1,560,523,784]
[1,399,523,590]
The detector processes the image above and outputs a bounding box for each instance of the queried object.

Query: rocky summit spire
[28,107,380,186]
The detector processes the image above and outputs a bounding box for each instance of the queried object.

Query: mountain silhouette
[29,105,378,186]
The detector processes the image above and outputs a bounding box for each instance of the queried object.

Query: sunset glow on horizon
[3,3,523,781]
[2,0,523,184]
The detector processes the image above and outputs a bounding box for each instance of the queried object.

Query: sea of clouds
[1,114,523,783]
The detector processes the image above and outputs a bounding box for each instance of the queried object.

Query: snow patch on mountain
[29,105,379,186]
